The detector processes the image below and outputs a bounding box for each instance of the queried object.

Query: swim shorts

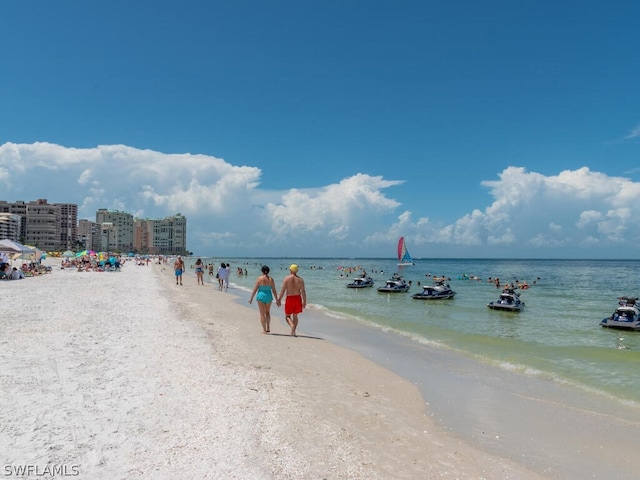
[285,295,303,315]
[175,269,183,276]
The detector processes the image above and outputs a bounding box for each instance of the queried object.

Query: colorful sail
[397,236,414,265]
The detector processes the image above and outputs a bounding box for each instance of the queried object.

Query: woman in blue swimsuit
[249,265,280,334]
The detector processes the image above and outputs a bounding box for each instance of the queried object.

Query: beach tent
[18,245,44,262]
[0,239,34,254]
[0,239,35,265]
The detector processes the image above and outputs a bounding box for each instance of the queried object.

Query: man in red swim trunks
[277,264,306,337]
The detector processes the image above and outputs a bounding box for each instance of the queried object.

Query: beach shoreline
[154,261,546,479]
[1,259,637,479]
[224,262,640,479]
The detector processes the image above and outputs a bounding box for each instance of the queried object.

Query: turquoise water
[194,257,640,405]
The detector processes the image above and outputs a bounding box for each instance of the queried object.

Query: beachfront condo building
[133,219,152,253]
[96,209,134,252]
[133,214,187,255]
[0,201,27,240]
[0,199,78,251]
[78,219,102,252]
[100,222,119,252]
[24,199,60,251]
[58,203,78,251]
[0,199,188,253]
[0,213,21,240]
[93,210,187,254]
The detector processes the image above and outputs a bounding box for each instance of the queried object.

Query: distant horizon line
[185,255,638,262]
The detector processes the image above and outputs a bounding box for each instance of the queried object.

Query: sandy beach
[1,260,636,479]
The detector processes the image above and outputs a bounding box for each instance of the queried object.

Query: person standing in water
[277,264,306,337]
[248,265,280,334]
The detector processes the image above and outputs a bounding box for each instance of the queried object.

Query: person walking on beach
[248,265,280,334]
[174,256,185,285]
[194,258,205,285]
[277,264,306,337]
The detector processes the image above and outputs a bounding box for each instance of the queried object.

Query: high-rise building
[58,203,78,250]
[78,219,101,251]
[96,209,134,251]
[0,199,188,253]
[25,199,59,251]
[133,219,153,253]
[147,214,187,255]
[0,213,21,240]
[100,222,118,252]
[0,200,27,241]
[0,199,79,250]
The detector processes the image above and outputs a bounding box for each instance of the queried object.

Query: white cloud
[1,142,640,257]
[576,210,602,229]
[625,124,640,140]
[265,174,403,243]
[0,142,404,255]
[379,166,640,257]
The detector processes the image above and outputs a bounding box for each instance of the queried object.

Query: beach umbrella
[76,250,88,257]
[62,250,75,258]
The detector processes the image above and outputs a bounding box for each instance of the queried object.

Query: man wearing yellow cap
[277,264,306,337]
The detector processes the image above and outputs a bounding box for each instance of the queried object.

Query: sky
[1,0,639,258]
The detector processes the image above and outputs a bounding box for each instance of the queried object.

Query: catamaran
[397,236,415,266]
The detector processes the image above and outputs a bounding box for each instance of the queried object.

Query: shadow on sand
[266,333,324,340]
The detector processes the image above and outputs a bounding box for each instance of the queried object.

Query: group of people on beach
[174,257,230,290]
[193,258,233,288]
[0,263,27,279]
[172,257,306,337]
[248,264,306,337]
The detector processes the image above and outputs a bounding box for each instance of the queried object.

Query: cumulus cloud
[381,166,640,257]
[0,142,263,216]
[1,142,639,257]
[0,142,404,255]
[266,174,402,236]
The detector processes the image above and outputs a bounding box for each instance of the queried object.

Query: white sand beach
[1,260,635,479]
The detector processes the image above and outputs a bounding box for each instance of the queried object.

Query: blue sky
[1,1,639,258]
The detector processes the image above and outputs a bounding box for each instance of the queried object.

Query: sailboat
[397,236,415,266]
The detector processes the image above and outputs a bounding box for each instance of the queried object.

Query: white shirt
[11,269,25,280]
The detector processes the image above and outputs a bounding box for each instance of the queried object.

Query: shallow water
[193,257,640,405]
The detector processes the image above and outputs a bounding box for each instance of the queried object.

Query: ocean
[191,257,640,406]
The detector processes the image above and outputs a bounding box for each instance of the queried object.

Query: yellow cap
[289,264,299,273]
